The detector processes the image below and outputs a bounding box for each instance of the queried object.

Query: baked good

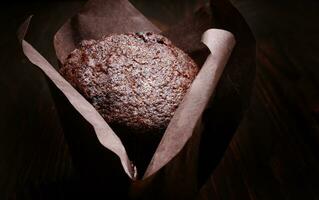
[60,32,198,134]
[60,32,199,177]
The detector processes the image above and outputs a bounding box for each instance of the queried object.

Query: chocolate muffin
[60,32,199,134]
[60,32,198,176]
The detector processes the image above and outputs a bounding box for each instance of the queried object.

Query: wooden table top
[1,0,318,199]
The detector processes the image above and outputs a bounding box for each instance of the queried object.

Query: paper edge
[18,17,135,180]
[143,29,236,179]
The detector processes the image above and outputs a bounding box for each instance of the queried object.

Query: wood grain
[1,0,318,199]
[198,0,319,199]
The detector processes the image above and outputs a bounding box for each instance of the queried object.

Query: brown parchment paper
[144,29,235,177]
[19,0,255,199]
[52,0,234,179]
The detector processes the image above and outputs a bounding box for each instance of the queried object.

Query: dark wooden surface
[1,0,319,199]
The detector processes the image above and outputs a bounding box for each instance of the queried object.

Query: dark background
[1,0,319,199]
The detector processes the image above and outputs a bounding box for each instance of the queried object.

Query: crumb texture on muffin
[60,32,198,133]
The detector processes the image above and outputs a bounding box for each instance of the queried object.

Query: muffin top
[60,32,198,133]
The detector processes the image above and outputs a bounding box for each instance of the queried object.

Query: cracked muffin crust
[60,32,199,134]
